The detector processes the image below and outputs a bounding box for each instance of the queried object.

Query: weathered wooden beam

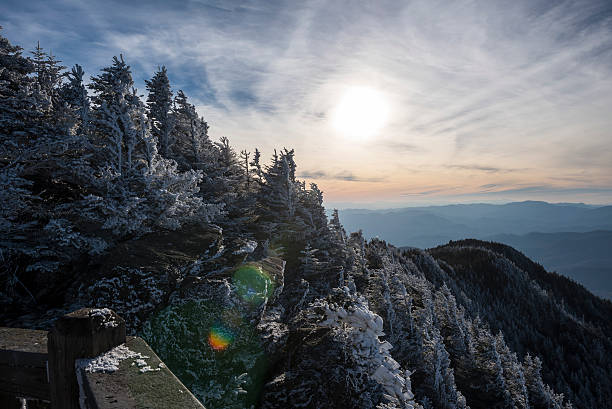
[2,310,204,408]
[0,392,22,409]
[0,327,49,401]
[78,336,205,409]
[47,308,125,409]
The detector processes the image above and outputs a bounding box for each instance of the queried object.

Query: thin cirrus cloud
[298,170,385,183]
[446,164,527,174]
[398,184,612,202]
[2,0,612,207]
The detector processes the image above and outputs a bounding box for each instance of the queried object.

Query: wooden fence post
[0,392,21,409]
[47,308,125,409]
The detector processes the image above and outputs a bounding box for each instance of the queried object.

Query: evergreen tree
[0,30,41,141]
[88,55,145,175]
[298,243,323,279]
[1,32,102,295]
[239,149,252,191]
[494,332,529,409]
[85,55,219,237]
[59,64,90,135]
[145,66,174,157]
[524,354,570,409]
[259,148,299,224]
[172,89,212,170]
[30,42,66,106]
[250,148,263,182]
[214,136,242,198]
[298,182,328,239]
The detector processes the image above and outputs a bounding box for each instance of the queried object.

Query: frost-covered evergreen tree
[171,89,214,171]
[0,31,41,141]
[239,149,253,192]
[249,148,263,182]
[29,41,71,132]
[494,332,529,409]
[257,149,300,241]
[30,42,65,107]
[213,136,243,205]
[1,32,102,298]
[59,64,90,135]
[524,354,571,409]
[298,243,325,280]
[297,182,328,241]
[88,55,144,174]
[146,66,175,158]
[85,55,219,237]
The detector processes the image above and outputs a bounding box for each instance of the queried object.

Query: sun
[332,86,389,139]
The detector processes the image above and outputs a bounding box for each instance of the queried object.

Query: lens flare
[232,265,275,305]
[208,324,234,351]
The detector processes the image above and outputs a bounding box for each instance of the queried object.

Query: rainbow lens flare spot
[232,265,275,305]
[208,325,234,351]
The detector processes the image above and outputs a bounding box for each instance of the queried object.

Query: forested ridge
[2,30,611,409]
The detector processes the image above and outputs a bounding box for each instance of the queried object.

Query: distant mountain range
[338,201,612,299]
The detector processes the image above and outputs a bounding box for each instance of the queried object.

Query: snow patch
[77,344,149,373]
[318,292,416,408]
[89,308,118,328]
[139,365,161,373]
[134,358,148,367]
[233,240,258,255]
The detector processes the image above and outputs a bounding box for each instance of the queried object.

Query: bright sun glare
[332,86,389,139]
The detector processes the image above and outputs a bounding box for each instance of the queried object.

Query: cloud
[2,0,612,205]
[299,170,327,179]
[398,183,612,199]
[482,185,612,196]
[401,188,450,196]
[447,165,525,173]
[380,140,421,153]
[299,170,384,183]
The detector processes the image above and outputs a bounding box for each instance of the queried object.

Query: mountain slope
[425,240,612,408]
[487,231,612,299]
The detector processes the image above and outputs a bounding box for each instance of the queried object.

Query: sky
[2,0,612,209]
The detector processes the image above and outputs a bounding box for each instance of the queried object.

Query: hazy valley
[339,202,612,300]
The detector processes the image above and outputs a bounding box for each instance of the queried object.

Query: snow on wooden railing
[0,308,205,409]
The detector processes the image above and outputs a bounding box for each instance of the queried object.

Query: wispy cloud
[381,140,422,153]
[2,0,612,206]
[447,164,526,173]
[401,188,454,196]
[299,170,384,183]
[481,185,612,196]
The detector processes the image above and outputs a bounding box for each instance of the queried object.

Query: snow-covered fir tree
[145,66,175,158]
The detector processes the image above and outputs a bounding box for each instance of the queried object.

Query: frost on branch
[316,288,418,409]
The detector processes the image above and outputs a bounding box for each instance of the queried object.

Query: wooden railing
[0,308,205,409]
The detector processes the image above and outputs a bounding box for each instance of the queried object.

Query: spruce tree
[0,31,41,141]
[172,89,212,170]
[85,55,219,237]
[30,42,66,106]
[145,66,174,157]
[59,64,90,135]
